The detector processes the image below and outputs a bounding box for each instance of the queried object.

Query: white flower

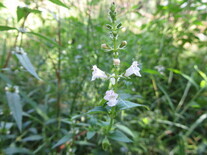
[104,90,118,107]
[91,65,107,81]
[124,61,141,77]
[113,58,120,66]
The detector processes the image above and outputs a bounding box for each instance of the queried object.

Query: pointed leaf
[87,106,107,114]
[16,7,41,22]
[109,130,132,143]
[52,133,72,149]
[117,99,148,110]
[22,135,43,142]
[14,51,41,80]
[0,26,17,31]
[6,92,22,131]
[27,32,61,48]
[49,0,69,9]
[87,131,96,140]
[168,68,199,89]
[116,124,135,138]
[4,147,33,155]
[0,2,6,8]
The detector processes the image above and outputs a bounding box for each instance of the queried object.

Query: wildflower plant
[89,2,147,150]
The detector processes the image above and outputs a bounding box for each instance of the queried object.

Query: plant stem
[2,15,28,70]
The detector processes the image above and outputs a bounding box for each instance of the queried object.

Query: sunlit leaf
[0,2,6,8]
[49,0,69,9]
[0,26,17,31]
[17,6,41,22]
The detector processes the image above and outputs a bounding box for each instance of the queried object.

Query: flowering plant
[89,2,147,151]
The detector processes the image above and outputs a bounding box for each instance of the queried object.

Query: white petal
[124,67,133,77]
[107,99,118,107]
[110,77,115,85]
[91,65,107,81]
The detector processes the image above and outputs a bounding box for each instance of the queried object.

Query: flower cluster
[91,3,142,107]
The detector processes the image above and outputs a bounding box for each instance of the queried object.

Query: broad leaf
[14,50,41,80]
[49,0,69,9]
[87,106,107,114]
[0,26,17,31]
[52,133,72,149]
[117,99,148,111]
[109,130,132,143]
[6,91,22,131]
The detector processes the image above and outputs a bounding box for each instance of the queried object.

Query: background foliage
[0,0,207,154]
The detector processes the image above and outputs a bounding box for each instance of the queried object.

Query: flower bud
[106,24,112,30]
[110,2,116,12]
[119,41,127,48]
[113,58,120,66]
[116,23,122,29]
[101,44,111,50]
[102,137,111,151]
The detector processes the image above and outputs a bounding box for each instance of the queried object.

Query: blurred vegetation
[0,0,207,154]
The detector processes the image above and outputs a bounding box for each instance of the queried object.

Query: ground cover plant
[0,0,207,154]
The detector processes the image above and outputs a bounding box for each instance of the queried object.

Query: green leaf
[52,133,72,149]
[143,69,161,75]
[13,51,41,80]
[6,91,22,131]
[17,6,28,22]
[0,73,12,84]
[22,135,43,142]
[20,91,49,121]
[48,0,69,9]
[117,99,148,111]
[87,131,96,140]
[168,68,199,89]
[0,2,6,8]
[4,147,33,155]
[87,106,107,114]
[0,26,17,31]
[185,113,207,137]
[109,130,132,143]
[75,141,95,146]
[27,32,61,48]
[116,124,135,138]
[157,84,174,110]
[17,7,41,22]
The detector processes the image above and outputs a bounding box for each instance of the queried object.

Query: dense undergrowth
[0,0,207,154]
